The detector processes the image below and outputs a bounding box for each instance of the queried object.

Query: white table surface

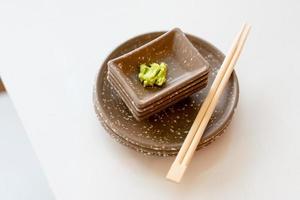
[1,0,300,199]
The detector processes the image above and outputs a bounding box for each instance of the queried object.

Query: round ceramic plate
[98,109,235,156]
[94,31,239,154]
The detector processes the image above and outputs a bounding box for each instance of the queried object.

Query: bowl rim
[107,28,210,108]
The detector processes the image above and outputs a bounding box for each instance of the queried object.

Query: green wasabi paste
[138,62,167,87]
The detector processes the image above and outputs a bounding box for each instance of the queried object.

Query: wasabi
[138,62,167,87]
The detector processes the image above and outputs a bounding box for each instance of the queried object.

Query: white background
[1,0,300,199]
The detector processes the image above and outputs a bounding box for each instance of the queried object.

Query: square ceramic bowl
[107,28,209,109]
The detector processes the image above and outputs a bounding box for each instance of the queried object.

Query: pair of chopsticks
[166,23,251,183]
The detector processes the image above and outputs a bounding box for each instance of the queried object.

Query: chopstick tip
[166,163,187,183]
[243,22,252,29]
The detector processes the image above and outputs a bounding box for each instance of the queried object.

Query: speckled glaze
[108,72,207,119]
[93,31,239,155]
[107,28,209,109]
[97,113,234,156]
[107,71,208,115]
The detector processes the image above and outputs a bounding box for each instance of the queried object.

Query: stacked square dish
[107,28,210,121]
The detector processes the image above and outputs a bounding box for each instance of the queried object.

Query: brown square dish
[107,71,208,113]
[107,73,208,120]
[108,28,210,109]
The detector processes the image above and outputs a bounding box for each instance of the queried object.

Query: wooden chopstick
[168,24,247,167]
[166,24,251,183]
